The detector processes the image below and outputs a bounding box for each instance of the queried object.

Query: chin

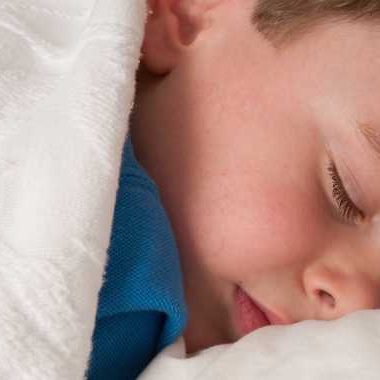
[183,320,234,355]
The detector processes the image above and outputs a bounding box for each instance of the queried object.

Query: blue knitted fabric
[86,135,188,380]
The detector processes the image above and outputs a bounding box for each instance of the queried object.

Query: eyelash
[327,161,365,223]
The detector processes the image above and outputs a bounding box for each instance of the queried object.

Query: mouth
[232,285,287,337]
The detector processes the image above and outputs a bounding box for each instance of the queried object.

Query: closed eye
[327,160,365,224]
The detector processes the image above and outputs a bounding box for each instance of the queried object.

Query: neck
[129,65,165,182]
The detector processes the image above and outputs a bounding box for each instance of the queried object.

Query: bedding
[1,1,380,379]
[0,0,145,378]
[140,310,380,380]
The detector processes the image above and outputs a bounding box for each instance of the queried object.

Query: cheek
[191,179,325,282]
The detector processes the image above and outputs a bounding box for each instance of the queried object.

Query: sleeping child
[87,0,380,378]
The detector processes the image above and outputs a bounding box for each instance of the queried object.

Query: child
[89,0,380,378]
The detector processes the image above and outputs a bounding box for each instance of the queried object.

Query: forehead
[268,21,380,210]
[281,18,380,56]
[273,20,380,128]
[279,20,380,77]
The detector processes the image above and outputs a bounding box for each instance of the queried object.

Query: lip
[233,286,289,337]
[255,300,290,326]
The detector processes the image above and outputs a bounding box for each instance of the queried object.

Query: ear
[141,0,223,75]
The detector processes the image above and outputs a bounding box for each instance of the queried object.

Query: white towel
[0,1,146,378]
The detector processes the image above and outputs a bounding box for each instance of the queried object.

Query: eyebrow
[357,122,380,161]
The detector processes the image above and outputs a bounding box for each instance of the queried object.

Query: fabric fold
[0,1,146,378]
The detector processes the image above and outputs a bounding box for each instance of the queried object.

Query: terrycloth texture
[0,1,146,379]
[140,310,380,380]
[86,136,187,380]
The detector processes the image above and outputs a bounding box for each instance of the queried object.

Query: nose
[303,264,379,320]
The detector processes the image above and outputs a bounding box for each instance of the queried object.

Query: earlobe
[140,0,183,75]
[141,0,224,75]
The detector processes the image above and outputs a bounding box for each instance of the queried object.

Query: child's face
[132,1,380,354]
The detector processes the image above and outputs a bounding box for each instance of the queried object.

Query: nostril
[317,289,336,309]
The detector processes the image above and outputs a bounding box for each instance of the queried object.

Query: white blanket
[0,0,146,379]
[140,310,380,380]
[2,1,380,380]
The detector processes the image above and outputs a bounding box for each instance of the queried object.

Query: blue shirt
[86,135,188,380]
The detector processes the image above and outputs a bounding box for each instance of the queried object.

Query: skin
[130,0,380,354]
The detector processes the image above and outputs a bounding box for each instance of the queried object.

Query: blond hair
[252,0,380,47]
